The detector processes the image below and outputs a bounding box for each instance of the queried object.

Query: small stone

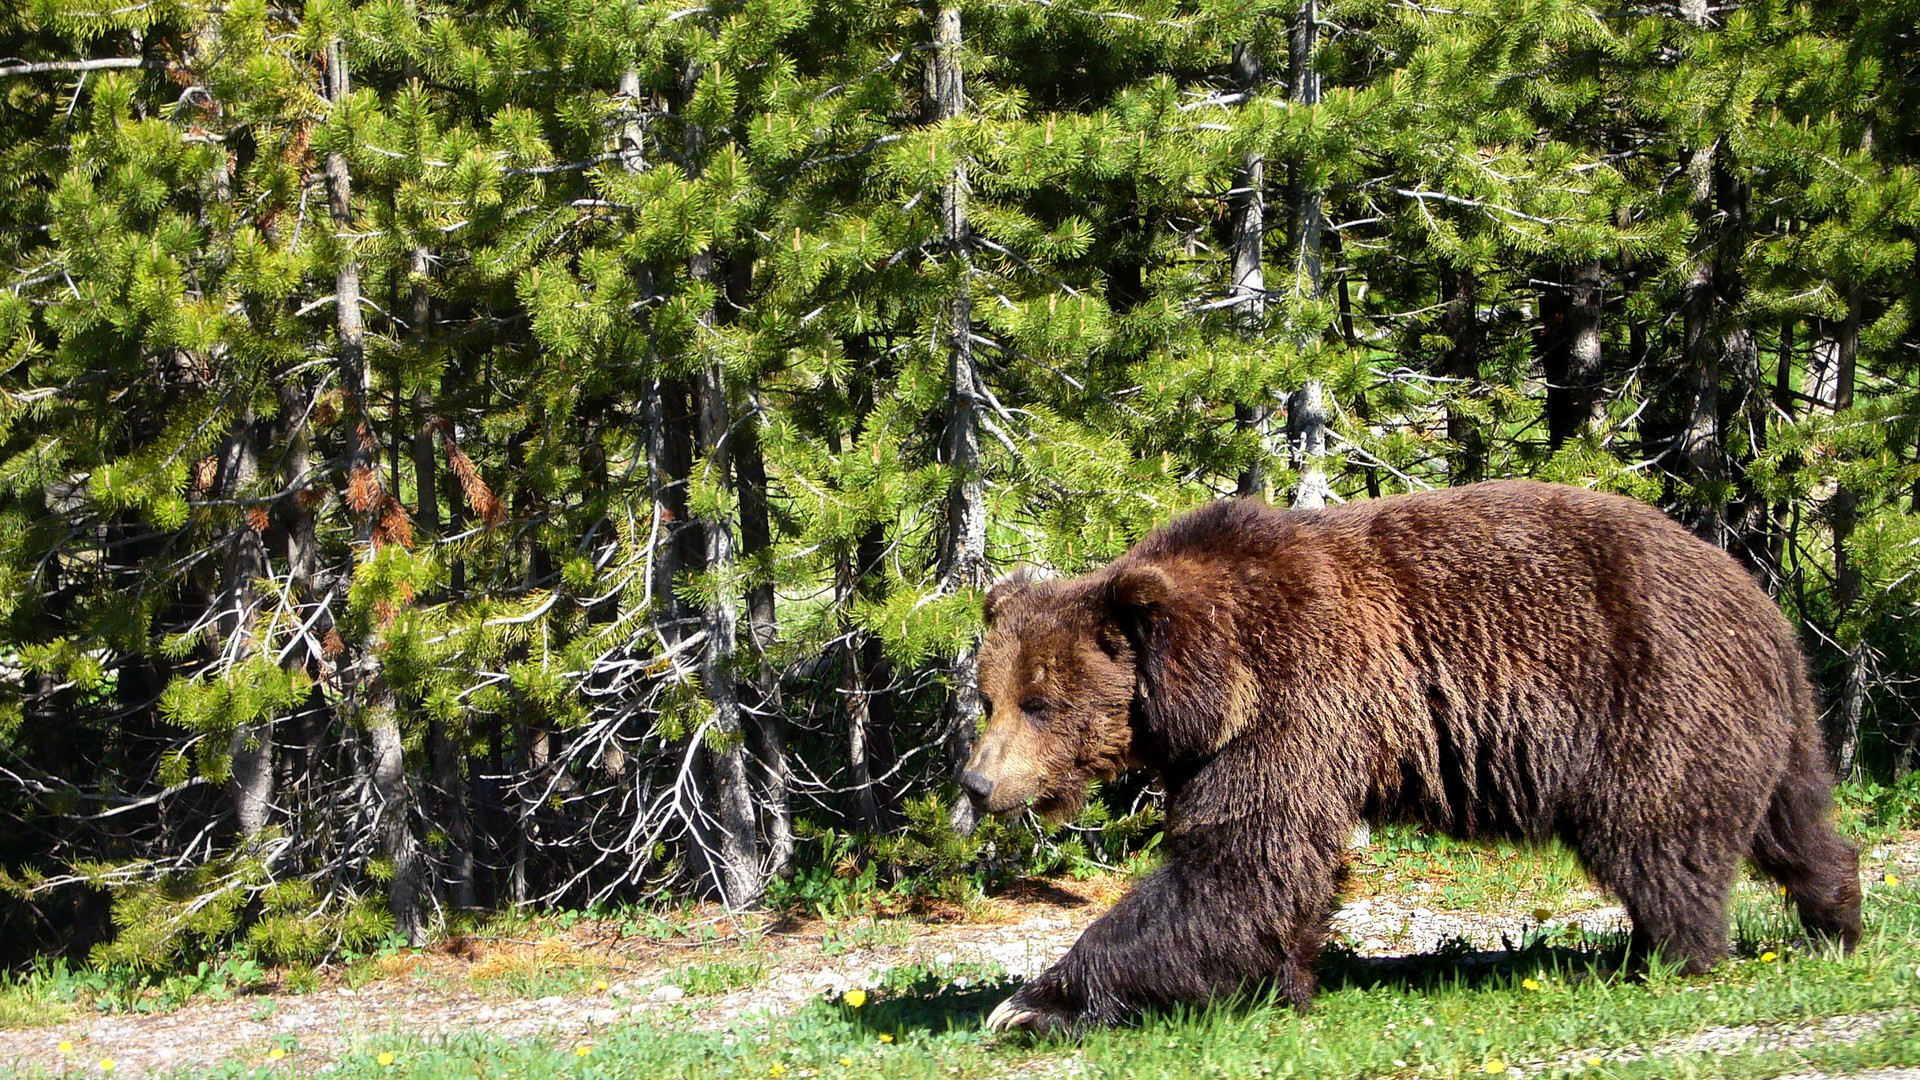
[648,984,685,1003]
[935,952,955,966]
[587,1008,619,1025]
[336,988,356,998]
[1362,938,1388,951]
[538,995,565,1008]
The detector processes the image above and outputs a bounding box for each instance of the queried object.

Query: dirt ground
[3,841,1916,1079]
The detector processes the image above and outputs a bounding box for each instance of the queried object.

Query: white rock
[587,1008,619,1025]
[337,988,356,998]
[648,984,685,1003]
[935,952,955,966]
[537,995,565,1007]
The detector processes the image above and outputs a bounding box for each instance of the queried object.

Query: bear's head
[955,562,1174,830]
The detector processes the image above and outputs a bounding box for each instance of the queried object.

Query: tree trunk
[1717,182,1765,571]
[1441,268,1487,483]
[1543,261,1605,449]
[219,414,273,840]
[323,35,426,945]
[932,3,990,833]
[1329,233,1379,498]
[1767,316,1797,579]
[1675,0,1718,527]
[672,38,764,905]
[1285,1,1323,294]
[1284,1,1329,509]
[691,314,763,908]
[838,523,899,834]
[1830,283,1865,780]
[1675,125,1755,555]
[1288,381,1331,509]
[407,245,475,910]
[1679,144,1724,544]
[735,403,793,880]
[1229,40,1271,499]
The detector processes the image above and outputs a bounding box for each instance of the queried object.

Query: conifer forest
[2,0,1919,969]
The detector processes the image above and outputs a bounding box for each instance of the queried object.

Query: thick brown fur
[963,480,1862,1035]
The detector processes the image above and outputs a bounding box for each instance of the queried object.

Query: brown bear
[956,479,1862,1035]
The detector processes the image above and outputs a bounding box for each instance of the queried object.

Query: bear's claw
[985,998,1037,1033]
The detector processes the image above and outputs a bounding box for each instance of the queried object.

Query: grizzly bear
[957,480,1861,1035]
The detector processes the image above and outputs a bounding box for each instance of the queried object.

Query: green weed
[822,918,914,956]
[670,959,766,996]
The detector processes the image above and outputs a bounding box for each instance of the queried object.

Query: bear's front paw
[984,984,1082,1037]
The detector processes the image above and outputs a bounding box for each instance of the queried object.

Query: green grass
[10,878,1913,1080]
[0,971,75,1030]
[822,917,916,956]
[0,957,270,1030]
[673,958,767,996]
[1350,827,1601,917]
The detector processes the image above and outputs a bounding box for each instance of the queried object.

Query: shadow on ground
[853,934,1636,1039]
[846,972,1023,1038]
[1319,934,1631,994]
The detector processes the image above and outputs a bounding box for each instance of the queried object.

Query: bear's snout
[958,728,1043,817]
[958,769,995,801]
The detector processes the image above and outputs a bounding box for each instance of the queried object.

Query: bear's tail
[1748,701,1862,951]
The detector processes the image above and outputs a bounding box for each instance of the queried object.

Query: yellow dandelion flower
[770,1065,787,1077]
[1761,951,1778,963]
[1886,874,1901,888]
[1586,1057,1603,1068]
[1521,978,1541,991]
[100,1060,116,1074]
[576,1046,592,1058]
[878,1033,894,1044]
[1474,1027,1486,1035]
[1484,1060,1507,1074]
[378,1051,396,1067]
[57,1042,73,1055]
[270,1048,287,1060]
[843,989,867,1009]
[839,1057,854,1067]
[595,979,610,992]
[1533,908,1552,923]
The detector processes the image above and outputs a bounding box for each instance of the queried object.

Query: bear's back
[1126,481,1808,826]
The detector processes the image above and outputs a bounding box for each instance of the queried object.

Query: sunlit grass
[9,877,1909,1079]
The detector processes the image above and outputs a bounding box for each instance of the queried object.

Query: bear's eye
[1021,697,1048,715]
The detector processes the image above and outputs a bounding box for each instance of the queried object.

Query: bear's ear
[1104,563,1175,653]
[984,564,1052,625]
